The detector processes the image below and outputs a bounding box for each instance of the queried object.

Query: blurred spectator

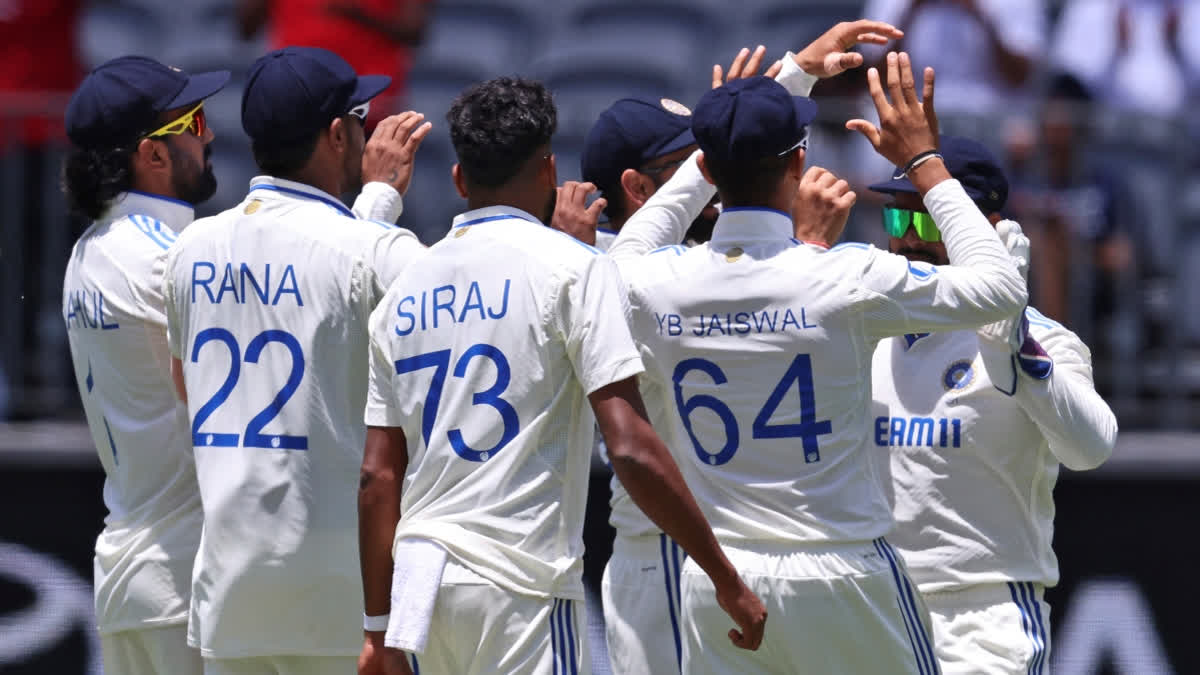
[1051,0,1188,119]
[1006,74,1134,340]
[859,0,1046,116]
[236,0,434,126]
[0,0,84,419]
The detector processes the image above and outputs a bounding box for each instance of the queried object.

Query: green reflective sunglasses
[882,205,941,242]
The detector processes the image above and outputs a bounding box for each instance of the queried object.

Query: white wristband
[364,613,390,632]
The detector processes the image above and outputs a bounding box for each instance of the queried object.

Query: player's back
[630,235,903,547]
[163,183,413,658]
[63,193,201,633]
[369,206,640,600]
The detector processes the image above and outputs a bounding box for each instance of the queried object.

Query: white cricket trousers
[404,561,590,675]
[923,582,1051,675]
[100,623,202,675]
[681,537,941,675]
[601,533,686,675]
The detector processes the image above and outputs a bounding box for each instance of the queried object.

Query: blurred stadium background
[0,0,1196,673]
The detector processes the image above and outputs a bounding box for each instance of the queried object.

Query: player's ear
[328,117,347,153]
[546,153,558,189]
[451,163,468,199]
[133,137,169,173]
[620,168,653,209]
[696,152,716,187]
[789,148,807,180]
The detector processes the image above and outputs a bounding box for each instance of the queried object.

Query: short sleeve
[364,290,407,427]
[372,227,427,290]
[559,254,645,395]
[162,247,184,359]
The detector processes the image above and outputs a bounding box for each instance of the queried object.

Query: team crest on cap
[660,98,691,116]
[943,360,975,391]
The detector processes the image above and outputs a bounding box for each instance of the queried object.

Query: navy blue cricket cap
[242,46,391,146]
[581,97,696,194]
[869,134,1009,213]
[65,56,230,149]
[691,76,818,166]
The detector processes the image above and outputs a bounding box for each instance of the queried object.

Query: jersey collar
[104,190,195,234]
[247,176,354,218]
[451,205,542,229]
[710,207,793,246]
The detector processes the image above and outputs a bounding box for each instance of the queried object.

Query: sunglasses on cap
[144,102,207,139]
[882,205,941,242]
[348,101,370,124]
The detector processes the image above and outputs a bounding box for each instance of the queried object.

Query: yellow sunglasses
[144,102,207,139]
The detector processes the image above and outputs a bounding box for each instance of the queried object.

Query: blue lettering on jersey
[393,279,511,337]
[64,289,120,330]
[662,308,818,338]
[875,416,962,448]
[190,261,304,306]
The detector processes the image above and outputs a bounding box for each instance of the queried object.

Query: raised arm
[848,52,1026,337]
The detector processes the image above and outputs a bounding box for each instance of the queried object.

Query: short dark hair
[62,145,135,221]
[602,186,629,224]
[704,150,794,207]
[252,131,321,179]
[447,77,556,188]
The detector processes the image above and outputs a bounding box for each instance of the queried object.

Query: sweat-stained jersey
[365,205,644,601]
[623,179,1026,547]
[873,307,1117,591]
[163,176,424,658]
[64,191,201,635]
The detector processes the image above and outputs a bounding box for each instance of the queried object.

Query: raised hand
[793,19,904,78]
[712,45,783,89]
[846,52,939,171]
[792,166,856,247]
[715,576,768,651]
[361,111,433,195]
[550,181,606,246]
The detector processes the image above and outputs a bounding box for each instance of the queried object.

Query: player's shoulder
[1024,306,1073,339]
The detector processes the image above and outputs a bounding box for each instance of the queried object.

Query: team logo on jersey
[725,246,743,262]
[943,360,975,391]
[660,98,691,116]
[244,199,262,214]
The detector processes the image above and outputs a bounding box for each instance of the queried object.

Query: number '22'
[190,328,308,450]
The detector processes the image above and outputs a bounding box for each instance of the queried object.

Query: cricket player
[869,135,1118,674]
[62,55,228,675]
[357,76,766,675]
[163,47,429,675]
[580,22,906,675]
[622,53,1028,673]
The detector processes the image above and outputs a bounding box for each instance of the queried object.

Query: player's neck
[466,187,551,225]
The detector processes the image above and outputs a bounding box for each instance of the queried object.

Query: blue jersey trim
[649,244,687,256]
[876,539,939,674]
[832,241,870,251]
[129,214,175,250]
[454,214,532,228]
[1024,306,1060,330]
[126,189,194,209]
[597,227,618,235]
[723,206,790,219]
[249,184,354,218]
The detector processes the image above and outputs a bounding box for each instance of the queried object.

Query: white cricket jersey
[163,176,424,658]
[605,53,820,541]
[624,180,1026,547]
[63,191,201,635]
[365,205,644,601]
[595,227,618,252]
[873,308,1117,591]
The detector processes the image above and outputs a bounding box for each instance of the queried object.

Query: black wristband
[902,149,942,177]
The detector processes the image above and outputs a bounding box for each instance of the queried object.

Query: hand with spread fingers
[846,52,943,177]
[550,181,606,246]
[793,19,905,78]
[712,45,783,89]
[792,166,856,247]
[361,111,433,195]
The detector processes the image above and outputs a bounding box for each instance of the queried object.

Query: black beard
[896,248,943,265]
[169,143,218,205]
